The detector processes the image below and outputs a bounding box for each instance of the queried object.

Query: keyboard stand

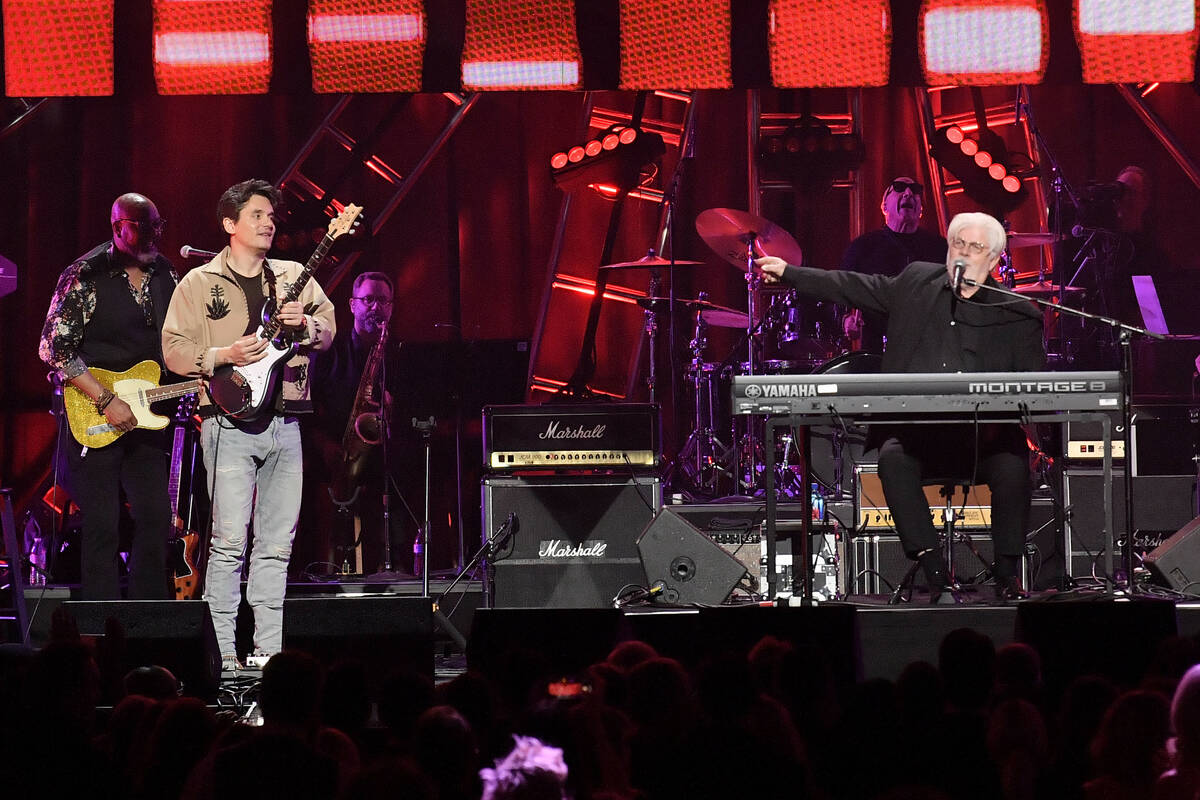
[763,410,1114,604]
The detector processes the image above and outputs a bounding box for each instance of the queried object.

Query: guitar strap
[150,258,179,372]
[262,259,278,307]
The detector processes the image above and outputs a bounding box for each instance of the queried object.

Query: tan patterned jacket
[162,247,335,411]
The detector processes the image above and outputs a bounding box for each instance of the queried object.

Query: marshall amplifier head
[483,403,661,472]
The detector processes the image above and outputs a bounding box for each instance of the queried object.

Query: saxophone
[330,324,388,504]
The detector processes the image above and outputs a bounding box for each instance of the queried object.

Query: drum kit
[603,207,858,501]
[608,210,1083,502]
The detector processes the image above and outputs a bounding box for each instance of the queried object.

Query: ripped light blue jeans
[200,415,302,658]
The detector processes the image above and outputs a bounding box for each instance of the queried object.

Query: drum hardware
[676,312,735,497]
[1005,231,1065,248]
[602,249,706,404]
[643,270,662,403]
[696,208,810,495]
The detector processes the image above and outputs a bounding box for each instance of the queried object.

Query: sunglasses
[889,180,923,195]
[116,218,167,234]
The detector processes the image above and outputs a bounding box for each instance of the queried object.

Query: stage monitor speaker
[1016,598,1178,699]
[283,596,435,687]
[1063,470,1196,578]
[1145,515,1200,592]
[637,508,748,605]
[484,475,659,608]
[60,600,219,700]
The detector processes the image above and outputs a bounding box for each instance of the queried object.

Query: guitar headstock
[176,392,200,424]
[327,204,364,241]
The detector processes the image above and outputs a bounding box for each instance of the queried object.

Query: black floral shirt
[39,242,175,380]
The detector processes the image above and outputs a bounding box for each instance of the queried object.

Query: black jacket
[780,260,1043,373]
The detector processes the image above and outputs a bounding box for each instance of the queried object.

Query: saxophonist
[308,271,412,576]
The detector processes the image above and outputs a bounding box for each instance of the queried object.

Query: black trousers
[66,429,171,599]
[875,423,1031,560]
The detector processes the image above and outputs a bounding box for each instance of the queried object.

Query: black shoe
[930,585,962,605]
[994,575,1029,602]
[919,551,954,604]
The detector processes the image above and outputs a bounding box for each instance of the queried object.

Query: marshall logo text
[538,421,607,440]
[538,539,608,558]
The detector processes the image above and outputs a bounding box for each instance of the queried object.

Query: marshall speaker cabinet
[483,475,661,608]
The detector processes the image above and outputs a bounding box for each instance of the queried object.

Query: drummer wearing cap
[839,176,947,352]
[757,212,1042,603]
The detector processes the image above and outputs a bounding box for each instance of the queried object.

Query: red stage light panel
[618,0,731,89]
[461,0,582,90]
[1074,0,1198,83]
[3,0,114,96]
[768,0,891,87]
[308,0,425,92]
[920,0,1049,85]
[152,0,273,94]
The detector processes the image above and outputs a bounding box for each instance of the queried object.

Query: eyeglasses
[950,236,991,255]
[889,180,923,195]
[116,218,166,234]
[352,295,393,307]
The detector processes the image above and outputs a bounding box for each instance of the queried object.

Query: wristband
[94,388,115,413]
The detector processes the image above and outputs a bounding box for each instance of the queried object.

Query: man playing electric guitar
[162,179,335,675]
[39,192,177,600]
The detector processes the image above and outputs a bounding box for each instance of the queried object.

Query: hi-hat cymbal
[695,208,804,270]
[1013,280,1084,297]
[1006,231,1064,248]
[600,254,703,270]
[636,295,745,319]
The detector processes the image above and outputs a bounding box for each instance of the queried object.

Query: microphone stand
[367,330,406,584]
[412,416,436,597]
[1017,85,1083,362]
[962,276,1164,593]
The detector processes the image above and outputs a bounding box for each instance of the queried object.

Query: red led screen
[461,0,582,90]
[619,0,732,89]
[3,0,114,96]
[768,0,891,87]
[1074,0,1198,83]
[152,0,273,94]
[308,0,425,92]
[919,0,1049,85]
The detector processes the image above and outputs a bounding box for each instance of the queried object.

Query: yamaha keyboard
[483,403,661,470]
[732,370,1121,417]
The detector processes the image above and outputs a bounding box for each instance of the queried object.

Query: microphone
[1070,224,1113,238]
[952,259,965,294]
[180,245,217,259]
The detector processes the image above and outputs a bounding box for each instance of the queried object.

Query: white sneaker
[245,651,273,669]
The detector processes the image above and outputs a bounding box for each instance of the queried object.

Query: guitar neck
[138,379,204,405]
[262,233,335,339]
[168,426,185,514]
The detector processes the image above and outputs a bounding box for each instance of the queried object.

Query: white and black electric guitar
[208,204,362,420]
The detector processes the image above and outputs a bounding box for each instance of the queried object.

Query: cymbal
[701,308,750,328]
[1006,231,1064,248]
[636,296,746,319]
[1013,280,1084,297]
[600,254,703,270]
[695,208,804,270]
